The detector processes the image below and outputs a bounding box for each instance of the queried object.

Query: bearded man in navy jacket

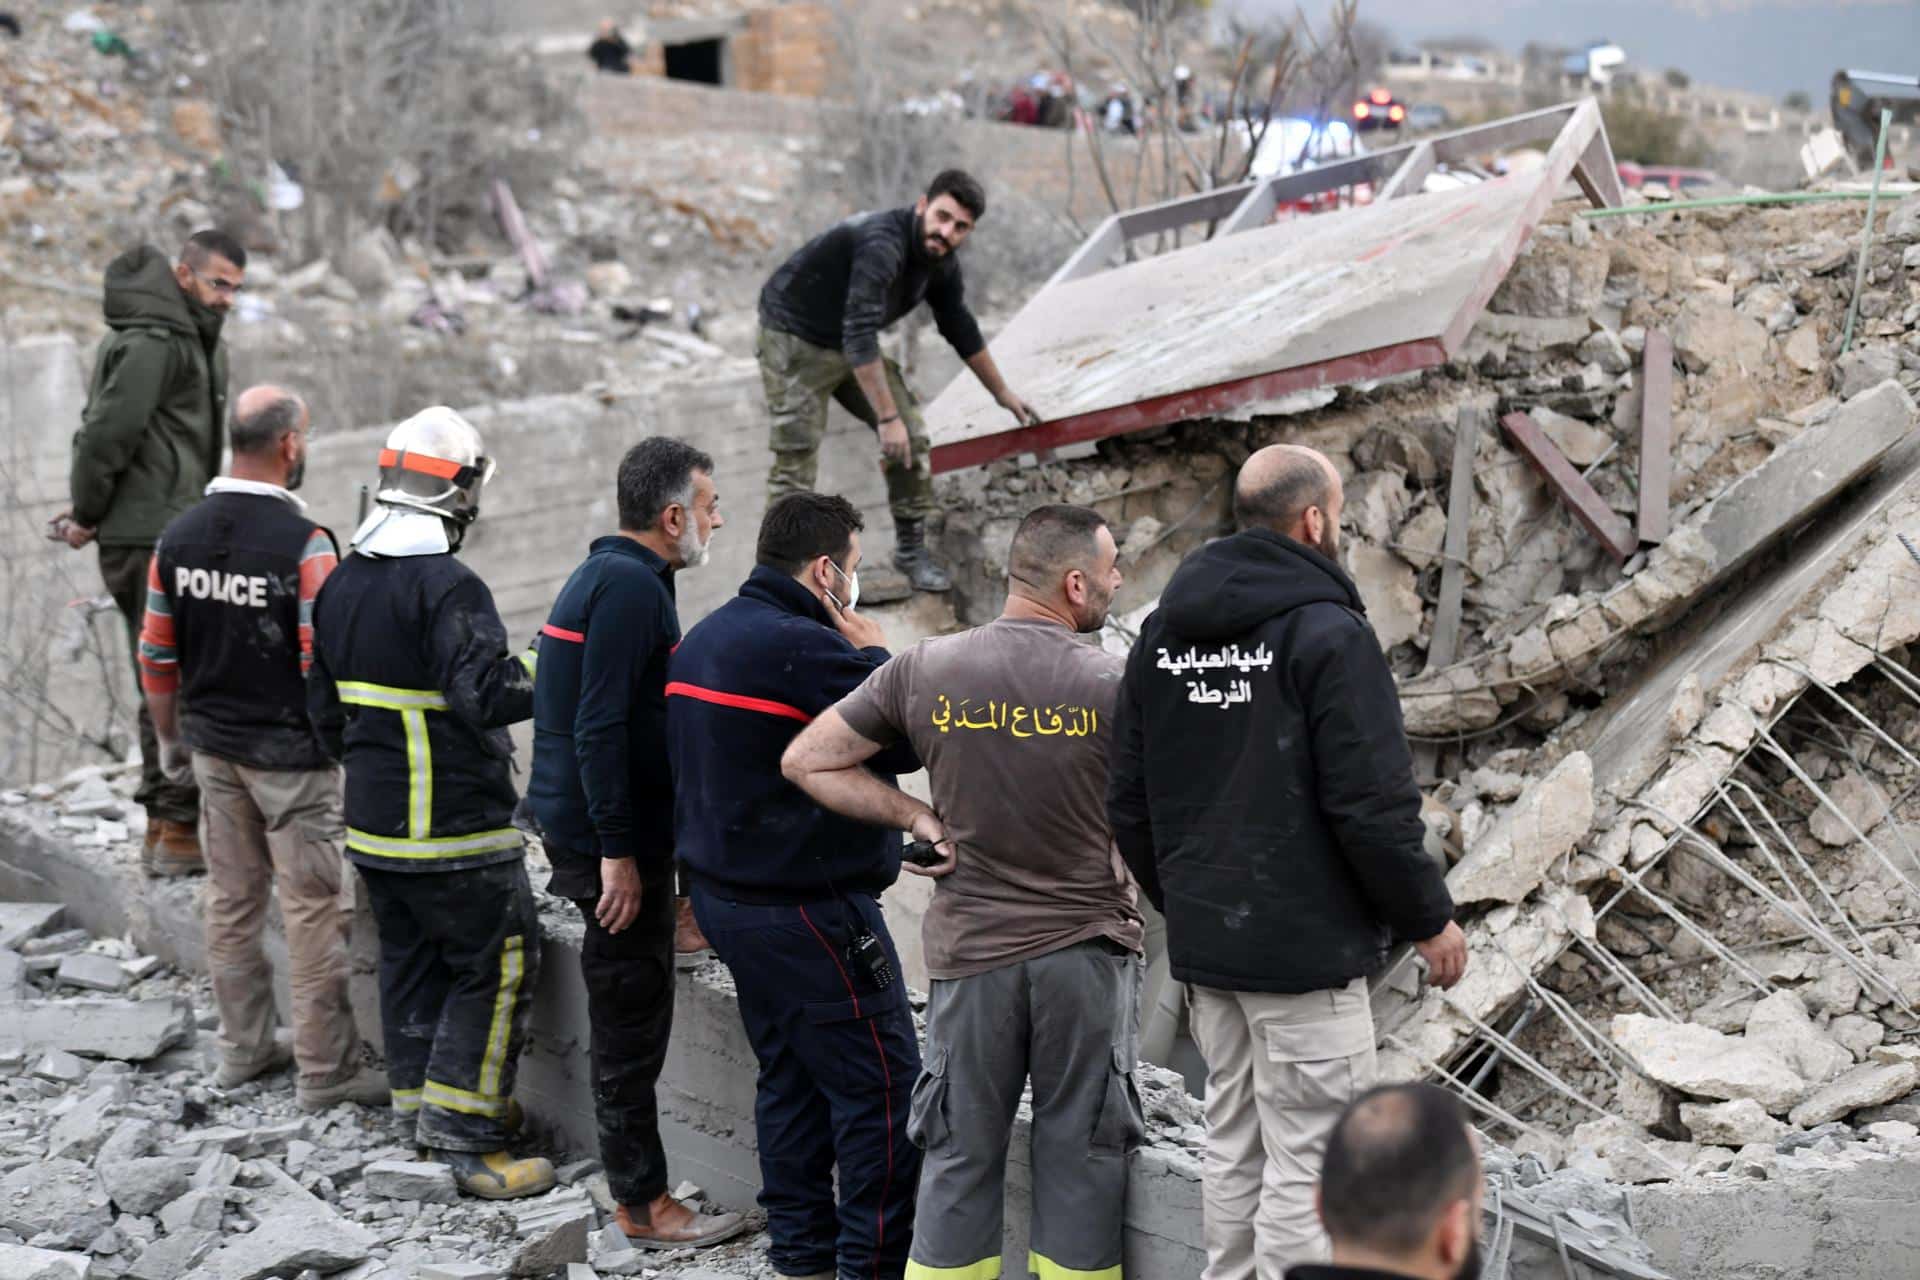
[668,492,930,1280]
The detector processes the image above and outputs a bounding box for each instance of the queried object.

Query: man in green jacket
[56,229,245,877]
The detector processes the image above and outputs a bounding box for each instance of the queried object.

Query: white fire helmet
[374,406,496,529]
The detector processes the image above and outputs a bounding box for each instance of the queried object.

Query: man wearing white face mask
[668,492,927,1280]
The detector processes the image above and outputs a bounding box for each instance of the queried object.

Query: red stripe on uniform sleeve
[664,682,813,723]
[541,623,585,643]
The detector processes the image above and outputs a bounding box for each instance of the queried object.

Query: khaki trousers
[1189,979,1377,1280]
[193,752,358,1086]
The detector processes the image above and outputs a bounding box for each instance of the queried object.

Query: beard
[1076,582,1116,633]
[677,520,711,569]
[286,454,307,492]
[1316,522,1340,560]
[914,212,950,258]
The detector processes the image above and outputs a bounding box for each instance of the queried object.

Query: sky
[1210,0,1920,101]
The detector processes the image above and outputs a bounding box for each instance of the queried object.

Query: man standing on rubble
[138,384,386,1109]
[784,504,1144,1280]
[309,407,553,1200]
[757,169,1040,594]
[526,438,745,1248]
[59,229,247,878]
[671,492,926,1279]
[1107,444,1468,1278]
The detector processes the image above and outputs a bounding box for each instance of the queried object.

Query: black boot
[892,518,952,593]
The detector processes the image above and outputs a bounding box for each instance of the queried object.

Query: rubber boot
[434,1148,557,1200]
[891,517,952,593]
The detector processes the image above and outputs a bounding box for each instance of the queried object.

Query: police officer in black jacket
[1107,444,1467,1277]
[670,493,926,1280]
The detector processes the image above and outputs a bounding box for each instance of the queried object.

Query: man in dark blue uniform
[669,492,929,1280]
[526,438,743,1248]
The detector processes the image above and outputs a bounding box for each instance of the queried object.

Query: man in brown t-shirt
[784,503,1145,1280]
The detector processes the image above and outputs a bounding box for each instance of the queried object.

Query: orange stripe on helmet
[379,448,466,481]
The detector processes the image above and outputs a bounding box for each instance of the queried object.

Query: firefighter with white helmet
[308,407,552,1198]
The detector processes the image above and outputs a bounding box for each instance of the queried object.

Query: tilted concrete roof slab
[928,99,1619,473]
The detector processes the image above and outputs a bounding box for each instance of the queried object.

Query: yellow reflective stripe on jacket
[345,827,523,860]
[1026,1253,1119,1280]
[336,681,449,711]
[422,1077,511,1118]
[401,709,432,838]
[517,646,536,679]
[478,936,526,1098]
[906,1260,1002,1280]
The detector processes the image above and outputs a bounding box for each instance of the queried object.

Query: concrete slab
[0,996,194,1060]
[0,901,64,949]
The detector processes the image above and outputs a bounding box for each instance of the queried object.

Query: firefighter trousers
[906,939,1145,1280]
[358,859,541,1152]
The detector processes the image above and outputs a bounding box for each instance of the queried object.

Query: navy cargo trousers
[691,886,921,1280]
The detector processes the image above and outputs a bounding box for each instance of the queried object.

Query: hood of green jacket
[102,244,201,339]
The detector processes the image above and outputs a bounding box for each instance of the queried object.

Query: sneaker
[674,896,711,966]
[296,1064,392,1111]
[214,1037,293,1088]
[614,1193,747,1249]
[434,1148,557,1200]
[142,818,204,878]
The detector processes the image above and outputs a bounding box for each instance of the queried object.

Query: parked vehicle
[1352,86,1406,132]
[1406,103,1451,131]
[1616,162,1722,193]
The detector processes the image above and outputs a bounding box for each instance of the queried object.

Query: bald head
[228,384,310,491]
[1319,1084,1480,1268]
[1234,444,1342,558]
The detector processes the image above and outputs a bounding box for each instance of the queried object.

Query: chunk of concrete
[124,1229,221,1280]
[419,1265,506,1280]
[0,1159,113,1250]
[1611,1014,1808,1113]
[0,903,65,950]
[1807,770,1888,848]
[512,1189,596,1276]
[363,1159,459,1205]
[0,997,194,1060]
[1745,990,1853,1086]
[204,1210,373,1280]
[0,1243,91,1280]
[1672,296,1768,374]
[102,1156,197,1215]
[48,1084,122,1160]
[1532,407,1615,467]
[159,1187,230,1234]
[1788,1059,1920,1128]
[1344,543,1423,651]
[1679,1098,1791,1146]
[57,950,133,992]
[1699,379,1916,582]
[1447,752,1595,905]
[34,1048,89,1084]
[0,948,27,1001]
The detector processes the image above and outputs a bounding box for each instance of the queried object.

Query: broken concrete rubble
[1448,752,1596,906]
[1610,1014,1808,1114]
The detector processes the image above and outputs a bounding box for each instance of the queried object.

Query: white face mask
[825,557,859,611]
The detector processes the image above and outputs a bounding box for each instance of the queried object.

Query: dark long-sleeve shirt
[758,206,986,366]
[527,535,680,895]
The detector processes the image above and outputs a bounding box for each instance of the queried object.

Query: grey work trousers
[905,939,1145,1280]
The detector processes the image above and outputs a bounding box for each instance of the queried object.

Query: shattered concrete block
[1802,963,1865,1018]
[0,1159,113,1250]
[203,1210,373,1280]
[1788,1059,1920,1128]
[1783,324,1823,373]
[159,1187,229,1234]
[1399,667,1503,735]
[1532,406,1615,467]
[1807,770,1889,848]
[419,1265,506,1280]
[1832,345,1902,399]
[512,1189,595,1276]
[0,1243,91,1280]
[1446,752,1594,905]
[1610,1014,1808,1113]
[1829,1013,1886,1061]
[21,928,89,957]
[0,902,63,950]
[191,1150,243,1189]
[33,1048,89,1084]
[123,1228,221,1280]
[0,997,194,1060]
[1671,296,1768,374]
[1666,673,1705,740]
[102,1156,197,1215]
[1745,991,1853,1086]
[48,1083,123,1160]
[57,949,132,992]
[1579,327,1633,374]
[1679,1098,1791,1146]
[1344,543,1423,651]
[1866,1120,1919,1145]
[364,1159,459,1205]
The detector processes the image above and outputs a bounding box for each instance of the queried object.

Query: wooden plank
[1499,411,1638,563]
[1638,329,1674,544]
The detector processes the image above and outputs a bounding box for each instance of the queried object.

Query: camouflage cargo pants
[758,326,936,523]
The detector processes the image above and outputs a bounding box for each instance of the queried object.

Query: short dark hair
[757,492,864,575]
[927,169,987,222]
[1235,450,1330,531]
[1320,1084,1478,1256]
[230,393,304,455]
[1008,504,1107,586]
[617,437,714,531]
[183,228,248,271]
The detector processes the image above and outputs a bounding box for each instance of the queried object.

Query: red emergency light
[1354,101,1370,119]
[1388,104,1406,123]
[1369,87,1393,106]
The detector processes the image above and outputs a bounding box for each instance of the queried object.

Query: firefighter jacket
[308,548,535,872]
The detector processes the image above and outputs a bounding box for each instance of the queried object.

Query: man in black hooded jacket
[1106,443,1466,1280]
